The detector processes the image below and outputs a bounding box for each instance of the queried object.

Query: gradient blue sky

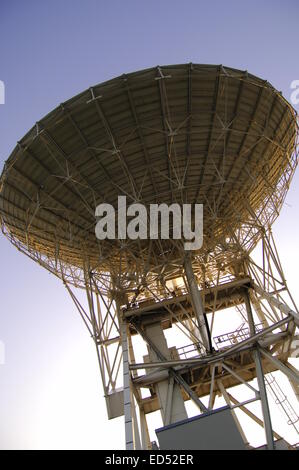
[0,0,298,449]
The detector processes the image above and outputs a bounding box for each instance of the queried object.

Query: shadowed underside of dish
[0,64,297,289]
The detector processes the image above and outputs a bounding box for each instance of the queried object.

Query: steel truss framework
[59,228,299,450]
[0,64,299,449]
[5,222,299,449]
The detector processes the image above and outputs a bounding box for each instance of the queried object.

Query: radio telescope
[0,64,298,449]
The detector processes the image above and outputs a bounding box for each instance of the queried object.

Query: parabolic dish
[0,64,297,286]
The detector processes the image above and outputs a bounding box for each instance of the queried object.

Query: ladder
[265,372,299,434]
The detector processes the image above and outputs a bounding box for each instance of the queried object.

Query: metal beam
[260,348,299,385]
[244,290,274,450]
[130,316,290,370]
[184,254,210,350]
[132,320,208,413]
[217,380,250,447]
[254,347,274,449]
[124,276,251,319]
[121,321,134,450]
[226,392,283,442]
[253,283,299,327]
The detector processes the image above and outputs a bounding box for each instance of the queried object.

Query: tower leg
[140,408,151,449]
[122,321,134,450]
[244,291,274,450]
[131,393,142,450]
[286,362,299,403]
[254,347,275,450]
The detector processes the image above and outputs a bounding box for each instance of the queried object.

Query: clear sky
[0,0,298,449]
